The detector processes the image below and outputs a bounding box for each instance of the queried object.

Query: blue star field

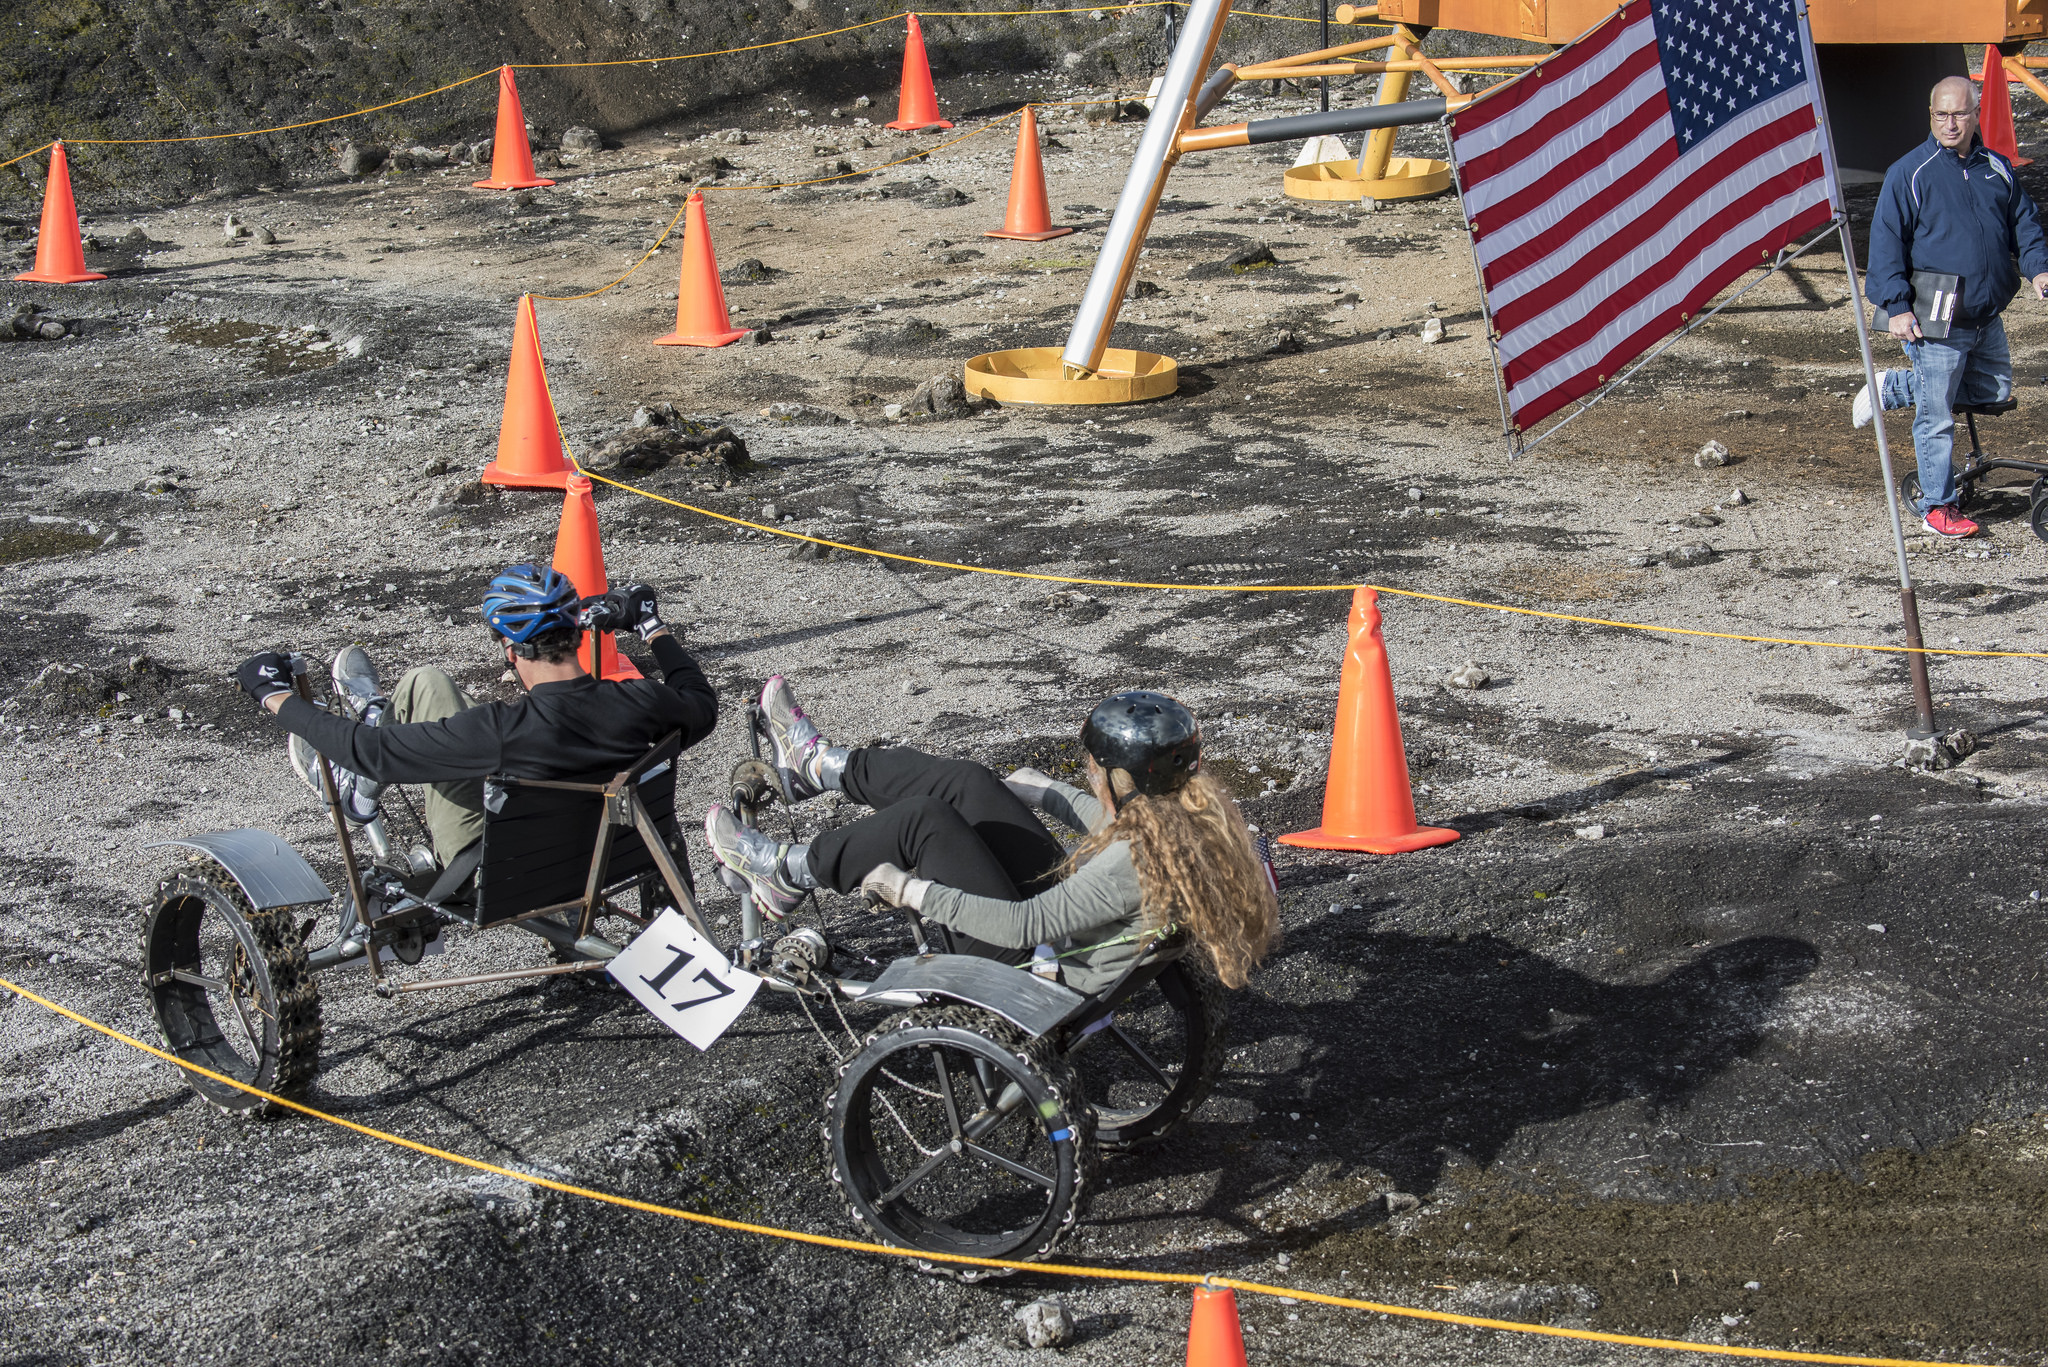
[1649,0,1810,148]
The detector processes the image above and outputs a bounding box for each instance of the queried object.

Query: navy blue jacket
[1867,135,2048,326]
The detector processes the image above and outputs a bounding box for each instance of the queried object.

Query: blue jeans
[1875,317,2012,514]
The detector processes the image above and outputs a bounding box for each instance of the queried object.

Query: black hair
[519,624,585,666]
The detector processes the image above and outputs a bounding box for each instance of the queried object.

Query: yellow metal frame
[1342,0,2043,44]
[1213,18,1488,201]
[963,346,1179,405]
[1284,154,1453,199]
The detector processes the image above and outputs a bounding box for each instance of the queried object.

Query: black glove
[581,583,666,640]
[237,651,297,707]
[577,592,627,634]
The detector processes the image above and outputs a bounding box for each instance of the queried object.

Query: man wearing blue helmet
[235,564,716,872]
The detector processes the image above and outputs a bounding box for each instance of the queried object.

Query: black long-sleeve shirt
[274,635,717,783]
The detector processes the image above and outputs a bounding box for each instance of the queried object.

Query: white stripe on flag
[1489,122,1822,323]
[1462,69,1671,222]
[1452,13,1657,163]
[1477,84,1815,270]
[1502,177,1834,413]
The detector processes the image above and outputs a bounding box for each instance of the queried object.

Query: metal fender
[146,829,334,910]
[863,953,1087,1039]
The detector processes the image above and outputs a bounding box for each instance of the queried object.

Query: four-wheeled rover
[142,670,1228,1267]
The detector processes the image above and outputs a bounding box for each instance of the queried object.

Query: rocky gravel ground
[4,69,2048,1367]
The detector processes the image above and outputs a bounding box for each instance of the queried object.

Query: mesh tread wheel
[1067,960,1229,1151]
[2031,496,2048,545]
[827,1004,1095,1278]
[142,865,322,1115]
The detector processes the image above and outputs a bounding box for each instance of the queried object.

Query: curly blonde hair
[1065,769,1279,989]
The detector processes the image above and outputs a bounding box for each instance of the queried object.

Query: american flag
[1451,0,1836,433]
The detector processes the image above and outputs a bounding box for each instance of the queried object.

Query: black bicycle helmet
[1081,690,1201,800]
[481,563,581,657]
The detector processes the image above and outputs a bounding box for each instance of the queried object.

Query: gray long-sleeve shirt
[918,777,1149,995]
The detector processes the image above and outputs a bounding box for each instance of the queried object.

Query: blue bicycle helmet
[482,564,581,656]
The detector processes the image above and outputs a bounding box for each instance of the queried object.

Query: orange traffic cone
[553,474,643,682]
[653,193,749,348]
[985,107,1072,242]
[15,143,105,285]
[1279,587,1460,855]
[885,14,953,131]
[1978,49,2032,166]
[481,296,574,489]
[473,66,557,190]
[1185,1287,1250,1367]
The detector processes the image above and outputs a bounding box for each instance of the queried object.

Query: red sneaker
[1923,505,1981,538]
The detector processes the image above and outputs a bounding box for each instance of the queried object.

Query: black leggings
[805,747,1068,963]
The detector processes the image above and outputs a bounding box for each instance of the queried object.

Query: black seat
[463,733,688,929]
[1955,397,2019,417]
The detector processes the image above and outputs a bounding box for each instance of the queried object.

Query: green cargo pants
[389,666,487,866]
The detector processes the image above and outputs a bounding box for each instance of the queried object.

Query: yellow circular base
[963,346,1178,406]
[1283,155,1452,202]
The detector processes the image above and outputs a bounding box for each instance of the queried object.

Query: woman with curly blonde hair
[706,682,1278,994]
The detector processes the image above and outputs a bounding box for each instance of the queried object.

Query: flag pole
[1447,146,1518,455]
[1794,0,1941,747]
[1441,109,1519,454]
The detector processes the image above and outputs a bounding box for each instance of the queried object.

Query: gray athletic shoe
[1851,383,1874,429]
[289,733,383,825]
[704,803,806,920]
[759,674,845,801]
[330,644,388,725]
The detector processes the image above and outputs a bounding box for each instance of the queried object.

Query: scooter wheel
[1065,959,1230,1152]
[828,1005,1094,1275]
[2029,497,2048,545]
[142,862,322,1114]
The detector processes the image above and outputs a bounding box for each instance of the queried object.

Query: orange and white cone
[885,14,953,131]
[15,143,105,285]
[1978,48,2032,166]
[653,193,749,347]
[480,295,574,490]
[472,66,557,191]
[985,107,1072,242]
[1279,587,1460,854]
[1185,1287,1250,1367]
[552,474,642,682]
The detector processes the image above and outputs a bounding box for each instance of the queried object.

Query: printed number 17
[641,944,736,1014]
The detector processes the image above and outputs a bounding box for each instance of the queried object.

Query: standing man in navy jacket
[1855,75,2048,539]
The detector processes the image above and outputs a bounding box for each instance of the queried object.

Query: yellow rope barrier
[4,71,498,161]
[509,3,1189,70]
[0,141,54,173]
[573,465,2048,660]
[0,1,1319,167]
[511,13,907,69]
[0,977,1997,1367]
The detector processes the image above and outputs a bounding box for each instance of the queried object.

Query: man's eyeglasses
[1930,111,1973,124]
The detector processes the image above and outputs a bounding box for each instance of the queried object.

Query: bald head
[1930,75,1979,151]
